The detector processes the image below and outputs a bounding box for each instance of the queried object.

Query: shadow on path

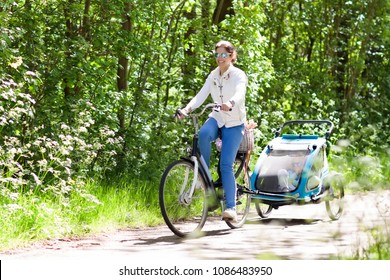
[133,228,232,246]
[250,217,323,226]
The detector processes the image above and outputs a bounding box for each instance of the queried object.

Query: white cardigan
[185,64,247,128]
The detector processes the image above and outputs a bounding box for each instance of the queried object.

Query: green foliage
[330,140,389,192]
[1,0,388,179]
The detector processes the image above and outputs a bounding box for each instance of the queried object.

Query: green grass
[85,179,163,230]
[0,178,163,251]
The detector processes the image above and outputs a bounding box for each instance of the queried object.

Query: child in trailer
[277,159,304,192]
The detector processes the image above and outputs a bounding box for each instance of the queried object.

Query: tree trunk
[181,6,196,97]
[212,0,234,25]
[117,2,132,132]
[63,0,77,123]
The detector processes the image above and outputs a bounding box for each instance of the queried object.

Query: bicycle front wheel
[159,159,209,238]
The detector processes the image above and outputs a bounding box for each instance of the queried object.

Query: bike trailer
[249,120,334,207]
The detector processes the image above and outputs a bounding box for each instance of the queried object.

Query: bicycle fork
[178,155,214,206]
[178,156,200,205]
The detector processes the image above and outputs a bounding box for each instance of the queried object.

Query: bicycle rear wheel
[225,184,251,229]
[159,159,208,238]
[225,153,251,229]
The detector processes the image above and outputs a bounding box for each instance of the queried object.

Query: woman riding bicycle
[177,40,248,222]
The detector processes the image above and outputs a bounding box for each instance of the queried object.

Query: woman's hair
[215,40,237,63]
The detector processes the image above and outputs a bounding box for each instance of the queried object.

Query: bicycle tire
[234,152,246,178]
[325,176,345,220]
[225,153,251,229]
[254,200,273,218]
[159,159,209,237]
[225,187,251,229]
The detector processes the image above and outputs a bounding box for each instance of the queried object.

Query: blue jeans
[198,118,244,209]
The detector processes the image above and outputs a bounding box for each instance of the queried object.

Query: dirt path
[1,191,389,261]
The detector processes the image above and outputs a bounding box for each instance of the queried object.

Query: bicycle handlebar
[175,103,230,119]
[175,103,229,133]
[196,103,225,116]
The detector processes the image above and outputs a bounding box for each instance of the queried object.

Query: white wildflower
[9,192,19,200]
[9,57,23,69]
[31,172,42,185]
[60,124,70,130]
[5,203,22,213]
[78,126,88,133]
[37,159,47,167]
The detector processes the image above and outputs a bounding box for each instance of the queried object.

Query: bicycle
[159,103,252,238]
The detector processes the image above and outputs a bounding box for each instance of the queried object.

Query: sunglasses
[214,53,230,59]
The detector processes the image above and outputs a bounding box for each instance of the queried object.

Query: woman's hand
[174,108,189,120]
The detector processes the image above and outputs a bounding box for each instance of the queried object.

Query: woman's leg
[220,124,244,209]
[198,118,219,167]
